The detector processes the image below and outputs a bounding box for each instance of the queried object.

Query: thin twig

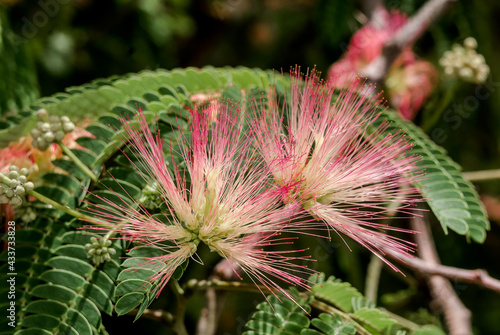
[385,248,500,293]
[361,0,456,87]
[463,169,500,182]
[411,216,472,335]
[195,259,242,335]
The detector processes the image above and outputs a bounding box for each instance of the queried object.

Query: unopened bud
[62,122,75,133]
[55,130,65,141]
[464,37,477,50]
[24,182,34,192]
[10,197,22,206]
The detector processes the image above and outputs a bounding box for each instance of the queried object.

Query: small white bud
[43,132,55,143]
[62,122,75,133]
[464,37,478,50]
[37,108,48,118]
[20,168,30,176]
[40,122,51,132]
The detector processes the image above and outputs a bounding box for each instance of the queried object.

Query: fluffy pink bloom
[252,69,421,271]
[328,9,437,120]
[84,105,318,299]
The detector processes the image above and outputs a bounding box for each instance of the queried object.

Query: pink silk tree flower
[252,69,422,271]
[328,9,437,120]
[84,105,318,299]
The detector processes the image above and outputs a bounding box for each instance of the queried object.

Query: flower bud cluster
[18,207,37,223]
[85,237,116,264]
[30,109,75,150]
[440,37,490,84]
[139,183,163,210]
[0,166,34,206]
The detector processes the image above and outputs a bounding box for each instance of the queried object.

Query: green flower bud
[10,197,22,206]
[49,115,60,123]
[43,132,55,143]
[37,137,47,149]
[18,175,27,183]
[8,180,19,189]
[0,195,9,203]
[55,130,65,141]
[9,166,19,172]
[61,116,70,123]
[15,185,25,196]
[50,122,61,132]
[5,189,14,198]
[20,168,30,176]
[24,182,34,192]
[8,171,19,179]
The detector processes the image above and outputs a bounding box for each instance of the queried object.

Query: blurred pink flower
[328,9,437,120]
[85,106,318,299]
[252,69,421,270]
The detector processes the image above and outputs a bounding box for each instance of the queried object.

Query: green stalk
[28,189,95,222]
[59,142,98,182]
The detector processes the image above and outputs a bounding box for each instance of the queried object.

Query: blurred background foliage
[2,0,500,333]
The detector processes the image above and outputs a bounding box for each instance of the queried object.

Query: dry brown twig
[410,216,473,335]
[360,0,457,87]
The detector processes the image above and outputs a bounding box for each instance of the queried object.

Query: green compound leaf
[374,109,490,243]
[243,288,311,335]
[311,276,363,313]
[301,313,356,335]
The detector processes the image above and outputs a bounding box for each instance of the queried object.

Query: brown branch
[361,0,456,86]
[411,216,472,335]
[385,249,500,293]
[195,259,242,335]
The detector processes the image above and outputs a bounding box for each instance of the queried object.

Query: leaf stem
[27,189,94,222]
[59,142,98,182]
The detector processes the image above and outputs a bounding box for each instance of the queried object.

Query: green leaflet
[114,246,190,319]
[243,288,312,335]
[373,108,490,243]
